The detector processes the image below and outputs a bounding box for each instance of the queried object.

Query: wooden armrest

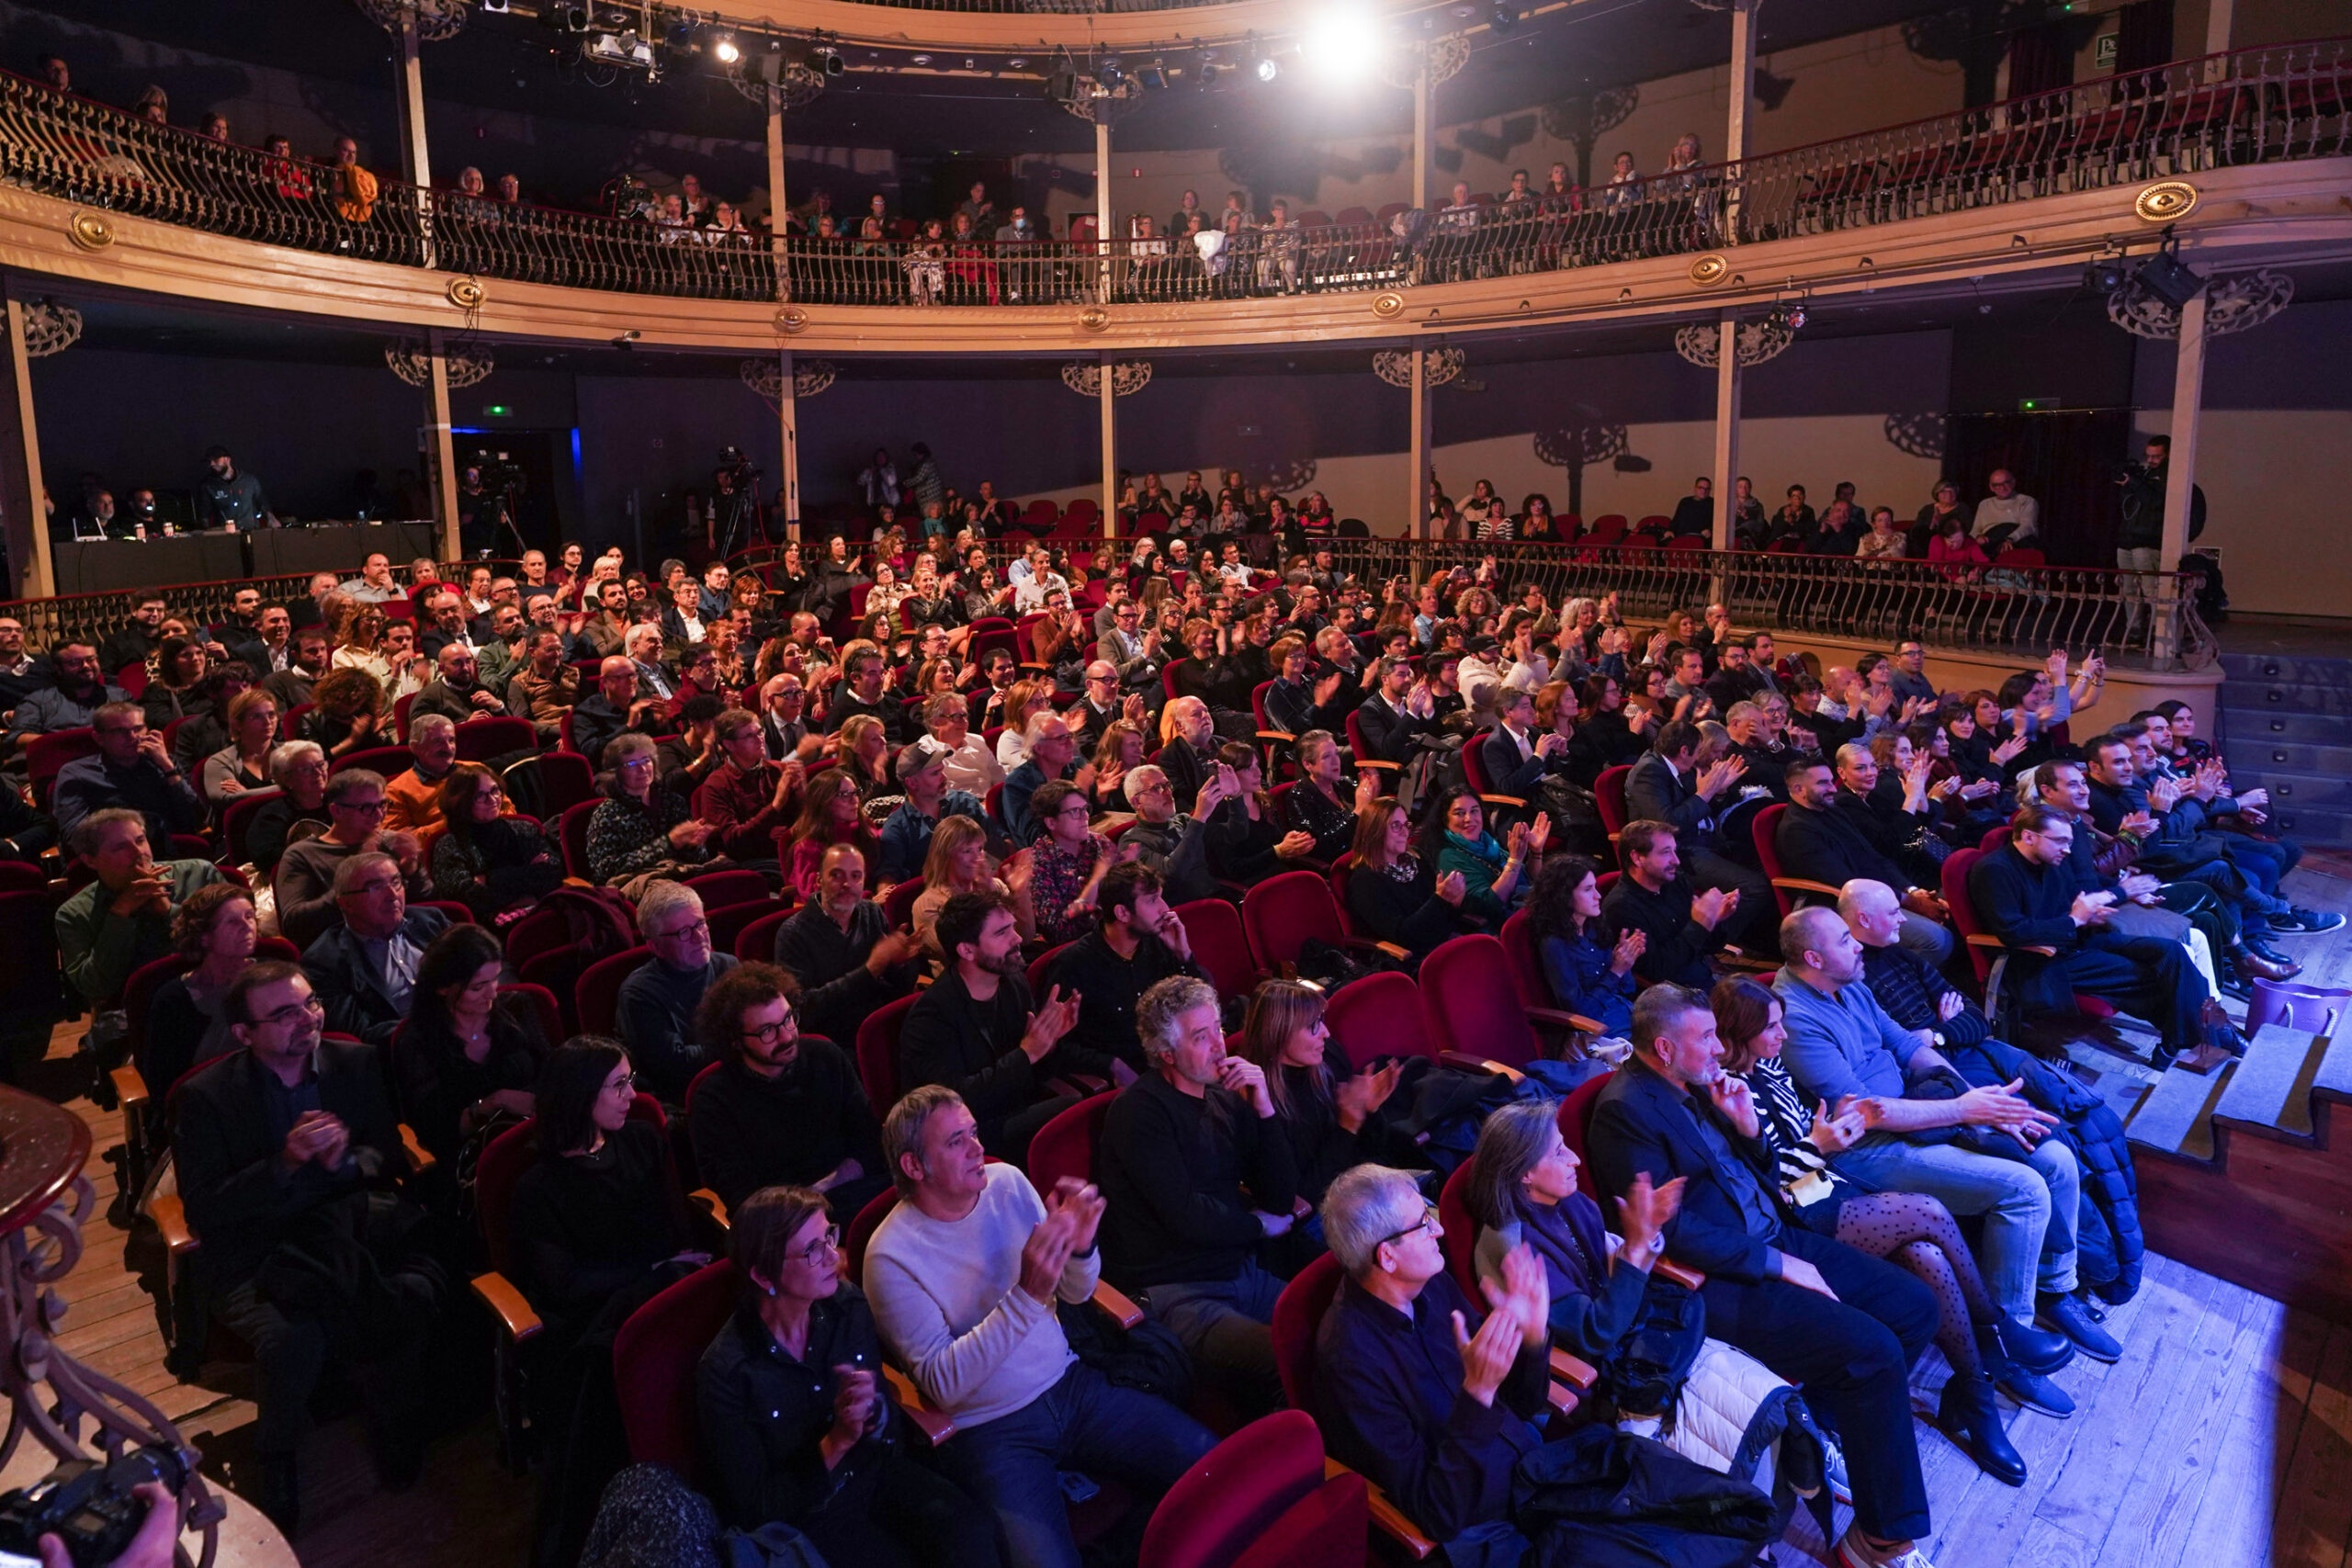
[148,1192,197,1256]
[1965,933,2055,956]
[691,1188,731,1231]
[1549,1346,1599,1389]
[111,1065,150,1118]
[1091,1280,1145,1330]
[1356,758,1400,773]
[1477,793,1530,812]
[1527,1007,1606,1036]
[1256,728,1298,746]
[1327,1458,1436,1561]
[1344,937,1412,964]
[398,1123,437,1176]
[1655,1258,1706,1291]
[1769,876,1845,902]
[883,1365,957,1444]
[1439,1050,1526,1085]
[1018,661,1052,674]
[469,1270,543,1342]
[1546,1379,1584,1417]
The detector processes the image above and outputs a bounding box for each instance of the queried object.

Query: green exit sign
[2018,396,2064,412]
[485,403,511,416]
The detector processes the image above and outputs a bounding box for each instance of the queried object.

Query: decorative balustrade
[0,39,2343,310]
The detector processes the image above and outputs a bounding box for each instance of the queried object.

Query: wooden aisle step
[2125,1060,2233,1163]
[2210,1024,2327,1143]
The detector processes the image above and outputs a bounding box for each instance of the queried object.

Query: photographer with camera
[2114,434,2204,636]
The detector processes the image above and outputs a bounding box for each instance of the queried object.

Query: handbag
[1057,1296,1193,1408]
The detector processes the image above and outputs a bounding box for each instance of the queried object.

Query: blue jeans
[1137,1258,1287,1412]
[1896,908,1955,966]
[1834,1134,2079,1319]
[934,1360,1215,1568]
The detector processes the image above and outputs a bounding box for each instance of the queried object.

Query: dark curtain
[2007,21,2078,101]
[1943,409,2132,567]
[2114,0,2177,74]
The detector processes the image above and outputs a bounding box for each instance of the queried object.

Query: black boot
[1939,1371,2028,1486]
[257,1454,300,1538]
[1995,1314,2074,1376]
[1980,1323,2075,1417]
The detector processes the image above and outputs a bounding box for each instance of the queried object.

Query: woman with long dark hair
[1526,855,1640,1034]
[1342,797,1473,958]
[140,637,210,729]
[785,768,879,901]
[430,762,563,923]
[1235,979,1405,1214]
[1204,741,1317,886]
[1413,785,1541,931]
[393,921,545,1165]
[1711,978,2039,1483]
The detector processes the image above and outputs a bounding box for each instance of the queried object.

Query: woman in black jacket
[429,762,564,922]
[1283,730,1374,864]
[1342,798,1476,959]
[695,1186,994,1567]
[1204,742,1317,886]
[1234,979,1407,1224]
[392,922,545,1167]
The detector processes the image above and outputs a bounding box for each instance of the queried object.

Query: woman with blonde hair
[202,688,281,805]
[909,815,1035,954]
[835,714,893,802]
[1091,720,1146,803]
[994,680,1052,773]
[330,604,392,684]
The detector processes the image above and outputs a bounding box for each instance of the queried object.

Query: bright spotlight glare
[1254,55,1280,82]
[712,36,741,62]
[1301,13,1382,84]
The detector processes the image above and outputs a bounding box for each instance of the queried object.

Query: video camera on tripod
[711,446,765,556]
[465,448,529,557]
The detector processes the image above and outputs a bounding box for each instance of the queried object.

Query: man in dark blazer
[1775,759,1954,964]
[1624,719,1772,947]
[300,852,449,1045]
[1351,654,1433,767]
[1476,686,1573,801]
[1586,983,1938,1567]
[173,961,446,1533]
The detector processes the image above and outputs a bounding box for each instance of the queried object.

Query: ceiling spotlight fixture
[1489,4,1520,35]
[1136,58,1167,89]
[910,53,933,65]
[816,46,844,75]
[2084,254,2128,292]
[2135,236,2207,309]
[1256,55,1280,82]
[711,34,740,63]
[1098,55,1124,88]
[1301,10,1385,85]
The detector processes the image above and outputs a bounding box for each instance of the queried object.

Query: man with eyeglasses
[1118,761,1228,908]
[617,879,740,1103]
[176,960,445,1532]
[692,705,806,865]
[772,842,922,1045]
[299,848,447,1045]
[865,1085,1215,1568]
[273,770,398,949]
[1971,468,2039,550]
[413,640,512,728]
[1100,599,1162,698]
[686,961,888,1219]
[758,673,820,764]
[51,700,208,854]
[574,655,670,767]
[1069,660,1138,753]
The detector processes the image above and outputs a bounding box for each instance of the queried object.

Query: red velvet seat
[1171,897,1258,999]
[612,1258,737,1479]
[1555,1070,1614,1202]
[456,716,537,761]
[855,992,919,1114]
[1419,933,1545,1070]
[881,874,926,931]
[1941,845,2114,1023]
[332,744,411,778]
[1242,869,1401,975]
[734,906,795,963]
[1138,1410,1368,1568]
[528,751,598,816]
[576,944,653,1038]
[1027,1089,1114,1193]
[558,799,600,879]
[1323,971,1436,1072]
[682,868,768,910]
[26,728,98,807]
[1595,764,1632,845]
[706,895,786,959]
[1752,802,1843,919]
[220,787,285,866]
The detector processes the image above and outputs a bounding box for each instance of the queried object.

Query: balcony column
[2202,1,2233,82]
[1723,0,1754,243]
[1095,114,1114,305]
[1407,350,1432,541]
[767,86,800,543]
[393,7,435,269]
[1711,312,1740,552]
[2155,288,2208,661]
[775,351,800,545]
[1412,57,1430,211]
[424,327,460,563]
[1099,352,1117,539]
[0,283,53,598]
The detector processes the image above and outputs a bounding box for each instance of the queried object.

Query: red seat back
[503,906,572,975]
[1596,765,1632,840]
[577,944,653,1038]
[501,982,563,1049]
[1172,898,1257,999]
[1271,1251,1345,1414]
[1941,846,1995,989]
[27,728,98,804]
[706,896,786,959]
[1242,871,1345,976]
[613,1259,737,1474]
[559,800,600,879]
[735,907,794,964]
[1027,1091,1114,1193]
[535,751,598,815]
[1497,909,1548,1010]
[332,744,413,779]
[843,1183,899,1281]
[682,868,769,911]
[1324,972,1434,1072]
[1556,1070,1612,1201]
[456,717,536,761]
[856,992,919,1113]
[1420,934,1538,1068]
[1437,1158,1482,1299]
[881,875,926,931]
[1752,802,1795,918]
[1139,1410,1367,1568]
[220,788,286,866]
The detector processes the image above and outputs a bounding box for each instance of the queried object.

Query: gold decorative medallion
[775,305,809,334]
[2134,180,2199,223]
[1688,254,1729,287]
[66,210,113,251]
[1077,305,1110,333]
[1371,290,1406,319]
[447,275,486,309]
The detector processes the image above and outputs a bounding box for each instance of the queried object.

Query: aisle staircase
[2215,649,2352,849]
[2124,1020,2352,1316]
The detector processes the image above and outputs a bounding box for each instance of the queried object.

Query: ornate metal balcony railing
[0,39,2344,309]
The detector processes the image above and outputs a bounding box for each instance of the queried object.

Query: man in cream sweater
[864,1087,1213,1568]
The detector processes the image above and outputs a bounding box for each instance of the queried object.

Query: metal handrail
[0,39,2343,307]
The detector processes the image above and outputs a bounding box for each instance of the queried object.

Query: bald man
[572,654,667,764]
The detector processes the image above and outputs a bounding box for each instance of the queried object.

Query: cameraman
[2115,434,2204,631]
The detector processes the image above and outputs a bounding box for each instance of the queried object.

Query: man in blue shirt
[197,445,273,531]
[876,738,992,883]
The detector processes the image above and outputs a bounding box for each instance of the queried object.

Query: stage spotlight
[1255,54,1280,82]
[712,34,741,63]
[2136,245,2206,309]
[2085,255,2128,293]
[1302,10,1384,85]
[1136,58,1167,89]
[1099,56,1125,88]
[1489,4,1519,35]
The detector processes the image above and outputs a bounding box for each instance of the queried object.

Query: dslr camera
[468,449,526,491]
[0,1447,184,1568]
[717,445,763,483]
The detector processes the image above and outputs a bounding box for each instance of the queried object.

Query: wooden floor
[33,860,2352,1568]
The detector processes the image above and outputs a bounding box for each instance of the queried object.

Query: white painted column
[1095,115,1114,304]
[1413,59,1431,212]
[425,326,459,562]
[1711,314,1741,552]
[2155,289,2208,660]
[765,82,789,292]
[394,11,435,269]
[1408,350,1432,539]
[1724,0,1755,243]
[0,288,52,597]
[1100,352,1118,539]
[776,350,800,544]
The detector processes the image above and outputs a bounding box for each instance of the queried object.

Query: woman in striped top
[1711,977,2033,1486]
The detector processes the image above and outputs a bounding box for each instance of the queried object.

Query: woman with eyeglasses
[511,1038,709,1563]
[143,884,259,1095]
[697,1185,996,1566]
[393,921,546,1168]
[586,732,715,892]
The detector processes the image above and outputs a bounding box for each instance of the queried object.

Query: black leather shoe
[2038,1291,2122,1363]
[1939,1371,2029,1485]
[1995,1314,2074,1376]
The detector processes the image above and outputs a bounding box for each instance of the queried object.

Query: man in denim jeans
[865,1087,1214,1568]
